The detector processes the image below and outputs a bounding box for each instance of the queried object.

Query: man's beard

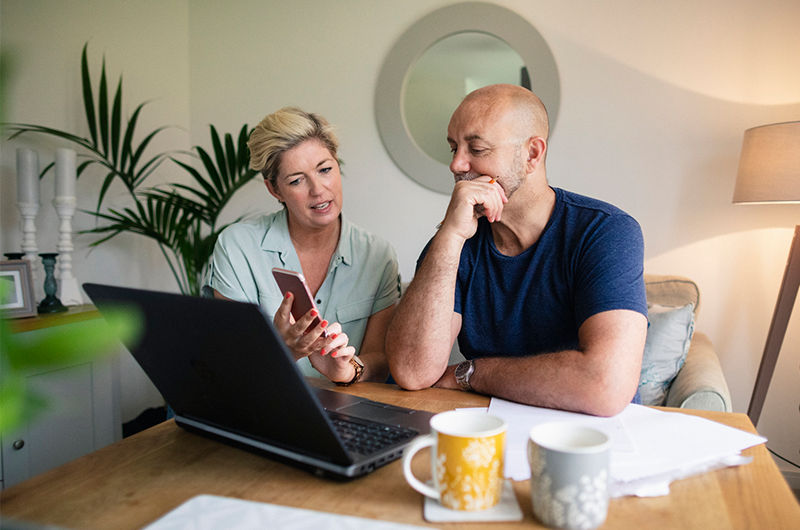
[453,171,482,183]
[453,168,522,199]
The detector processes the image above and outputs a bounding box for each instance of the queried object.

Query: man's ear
[526,136,547,171]
[265,178,283,202]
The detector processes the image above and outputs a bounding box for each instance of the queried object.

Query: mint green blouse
[206,209,400,378]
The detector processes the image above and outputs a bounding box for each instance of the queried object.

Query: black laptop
[83,283,434,479]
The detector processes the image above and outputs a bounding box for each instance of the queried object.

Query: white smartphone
[271,267,327,336]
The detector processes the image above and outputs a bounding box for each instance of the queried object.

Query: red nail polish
[321,320,328,328]
[311,309,318,317]
[321,348,326,355]
[331,333,338,339]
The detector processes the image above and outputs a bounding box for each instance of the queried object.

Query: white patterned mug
[402,410,507,511]
[528,422,610,529]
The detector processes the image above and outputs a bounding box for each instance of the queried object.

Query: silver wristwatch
[454,360,475,392]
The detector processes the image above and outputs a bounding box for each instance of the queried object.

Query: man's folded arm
[455,309,647,416]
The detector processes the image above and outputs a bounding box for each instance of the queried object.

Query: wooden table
[1,382,798,528]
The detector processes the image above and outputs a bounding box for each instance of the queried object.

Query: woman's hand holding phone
[271,267,357,382]
[272,292,328,360]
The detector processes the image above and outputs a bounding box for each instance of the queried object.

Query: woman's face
[266,138,343,232]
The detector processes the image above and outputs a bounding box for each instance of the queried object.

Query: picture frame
[0,259,37,318]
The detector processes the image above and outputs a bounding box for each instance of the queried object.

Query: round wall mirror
[404,32,527,166]
[375,2,560,194]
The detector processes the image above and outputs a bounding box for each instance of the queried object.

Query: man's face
[446,100,526,198]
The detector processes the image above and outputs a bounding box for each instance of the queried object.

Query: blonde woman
[207,107,399,385]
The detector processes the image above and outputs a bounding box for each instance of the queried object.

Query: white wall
[2,0,799,450]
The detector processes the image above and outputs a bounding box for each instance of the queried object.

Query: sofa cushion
[638,303,695,406]
[644,274,700,317]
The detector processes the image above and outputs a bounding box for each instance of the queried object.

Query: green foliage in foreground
[0,295,142,434]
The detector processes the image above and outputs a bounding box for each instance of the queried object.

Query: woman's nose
[307,176,322,195]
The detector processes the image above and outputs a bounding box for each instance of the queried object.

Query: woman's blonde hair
[248,107,339,187]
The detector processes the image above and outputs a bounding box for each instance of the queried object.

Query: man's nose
[450,148,469,175]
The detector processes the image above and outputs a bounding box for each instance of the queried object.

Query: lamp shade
[733,121,800,204]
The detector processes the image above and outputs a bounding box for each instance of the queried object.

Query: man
[386,84,647,417]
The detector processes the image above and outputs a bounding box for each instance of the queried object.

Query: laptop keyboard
[328,413,418,455]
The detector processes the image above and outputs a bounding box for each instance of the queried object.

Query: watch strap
[335,356,364,386]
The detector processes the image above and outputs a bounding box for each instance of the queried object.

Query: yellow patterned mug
[402,410,507,511]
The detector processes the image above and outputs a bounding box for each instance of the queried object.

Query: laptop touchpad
[338,402,416,424]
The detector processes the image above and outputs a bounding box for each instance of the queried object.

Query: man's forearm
[386,229,465,389]
[467,352,636,416]
[452,310,647,416]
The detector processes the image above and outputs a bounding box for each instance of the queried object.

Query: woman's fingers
[329,345,355,361]
[276,303,330,359]
[273,292,294,330]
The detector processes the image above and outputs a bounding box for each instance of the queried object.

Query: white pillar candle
[55,148,77,198]
[16,148,40,204]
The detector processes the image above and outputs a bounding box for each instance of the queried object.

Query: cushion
[644,274,701,316]
[638,303,695,406]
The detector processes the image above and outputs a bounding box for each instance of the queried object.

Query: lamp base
[747,224,800,425]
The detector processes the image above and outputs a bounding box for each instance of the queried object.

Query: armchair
[644,274,732,412]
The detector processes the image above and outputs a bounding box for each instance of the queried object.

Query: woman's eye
[288,177,301,186]
[320,166,332,174]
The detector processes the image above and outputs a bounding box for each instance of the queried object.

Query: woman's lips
[311,201,331,210]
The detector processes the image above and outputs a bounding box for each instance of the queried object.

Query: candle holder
[18,200,39,259]
[37,253,67,314]
[4,253,25,260]
[53,195,83,305]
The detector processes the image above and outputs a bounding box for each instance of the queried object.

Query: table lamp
[733,120,800,425]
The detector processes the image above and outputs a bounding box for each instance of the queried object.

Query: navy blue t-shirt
[417,187,647,360]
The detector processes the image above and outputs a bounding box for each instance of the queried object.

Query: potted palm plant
[6,44,258,295]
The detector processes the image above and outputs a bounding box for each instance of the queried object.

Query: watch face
[455,361,473,388]
[455,362,468,378]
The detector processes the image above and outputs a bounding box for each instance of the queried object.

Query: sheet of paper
[611,405,765,482]
[488,399,767,497]
[488,398,635,481]
[147,495,427,529]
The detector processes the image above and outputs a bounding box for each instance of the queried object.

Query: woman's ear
[265,178,283,202]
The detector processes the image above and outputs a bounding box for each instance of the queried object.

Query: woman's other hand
[308,322,357,383]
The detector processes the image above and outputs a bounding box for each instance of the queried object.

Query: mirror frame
[375,2,560,194]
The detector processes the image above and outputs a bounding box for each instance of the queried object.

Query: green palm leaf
[110,77,122,163]
[81,43,97,146]
[98,58,109,156]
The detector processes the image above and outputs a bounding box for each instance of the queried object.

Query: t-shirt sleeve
[572,213,647,326]
[206,226,259,304]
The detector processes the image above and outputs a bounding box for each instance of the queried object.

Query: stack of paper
[487,399,766,497]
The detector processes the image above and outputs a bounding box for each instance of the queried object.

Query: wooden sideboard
[1,305,121,489]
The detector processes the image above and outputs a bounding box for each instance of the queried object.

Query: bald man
[386,84,648,416]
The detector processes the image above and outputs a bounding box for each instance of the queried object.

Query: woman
[207,107,399,385]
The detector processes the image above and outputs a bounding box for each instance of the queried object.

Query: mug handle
[402,434,439,500]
